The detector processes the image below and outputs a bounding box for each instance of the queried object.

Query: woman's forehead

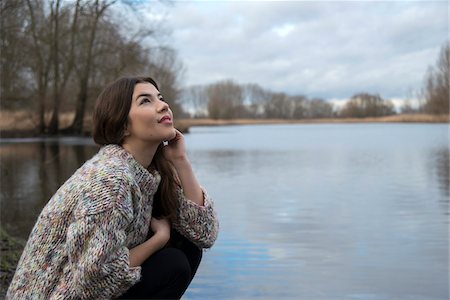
[133,83,159,98]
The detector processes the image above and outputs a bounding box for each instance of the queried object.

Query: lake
[1,123,448,299]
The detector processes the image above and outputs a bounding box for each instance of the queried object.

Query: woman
[6,76,219,299]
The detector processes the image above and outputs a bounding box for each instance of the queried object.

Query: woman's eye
[140,98,151,104]
[159,97,165,102]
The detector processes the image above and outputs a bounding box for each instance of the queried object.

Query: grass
[0,227,25,297]
[0,110,448,137]
[176,114,449,129]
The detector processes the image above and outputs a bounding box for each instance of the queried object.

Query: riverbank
[0,111,448,138]
[176,114,449,128]
[0,227,24,297]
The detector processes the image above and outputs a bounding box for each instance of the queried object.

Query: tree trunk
[48,0,61,135]
[71,77,88,134]
[37,87,46,134]
[69,0,112,134]
[26,0,51,135]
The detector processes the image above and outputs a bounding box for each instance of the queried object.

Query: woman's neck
[122,140,159,169]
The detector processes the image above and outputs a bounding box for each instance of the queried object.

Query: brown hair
[93,76,180,222]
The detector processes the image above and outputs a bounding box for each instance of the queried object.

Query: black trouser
[118,230,203,299]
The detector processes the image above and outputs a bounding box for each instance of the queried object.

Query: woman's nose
[157,100,169,112]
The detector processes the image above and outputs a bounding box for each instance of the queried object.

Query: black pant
[118,230,203,299]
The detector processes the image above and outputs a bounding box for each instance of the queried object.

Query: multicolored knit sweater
[6,144,219,299]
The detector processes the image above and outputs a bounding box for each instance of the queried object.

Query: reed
[1,111,448,137]
[176,114,449,128]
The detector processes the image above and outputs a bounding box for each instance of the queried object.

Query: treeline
[182,41,449,119]
[1,0,447,132]
[421,42,449,115]
[182,81,396,119]
[1,0,183,135]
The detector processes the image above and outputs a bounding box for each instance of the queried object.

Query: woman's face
[124,82,176,145]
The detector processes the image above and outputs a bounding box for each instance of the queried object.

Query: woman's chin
[167,128,177,140]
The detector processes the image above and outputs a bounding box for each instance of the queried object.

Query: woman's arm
[172,187,219,248]
[129,218,170,267]
[163,130,219,248]
[163,130,203,206]
[67,207,141,299]
[172,157,204,206]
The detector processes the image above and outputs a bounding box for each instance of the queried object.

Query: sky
[136,0,448,107]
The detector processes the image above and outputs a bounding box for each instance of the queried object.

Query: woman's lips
[159,116,172,124]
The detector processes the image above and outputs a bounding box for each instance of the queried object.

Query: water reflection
[434,147,449,199]
[184,124,448,299]
[1,124,448,299]
[0,141,98,238]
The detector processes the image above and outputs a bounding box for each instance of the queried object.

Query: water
[1,124,448,299]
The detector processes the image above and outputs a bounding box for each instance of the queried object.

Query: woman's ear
[123,125,130,137]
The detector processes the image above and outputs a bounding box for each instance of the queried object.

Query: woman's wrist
[130,230,171,267]
[153,230,170,247]
[171,155,191,170]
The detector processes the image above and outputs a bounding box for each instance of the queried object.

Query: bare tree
[181,85,208,117]
[422,42,450,115]
[264,92,293,119]
[47,0,62,134]
[47,0,81,134]
[67,0,116,134]
[25,0,54,133]
[291,95,308,119]
[207,80,243,119]
[0,0,33,117]
[308,98,334,118]
[147,47,185,118]
[0,0,30,110]
[2,0,185,136]
[340,93,395,118]
[243,83,272,118]
[400,99,416,114]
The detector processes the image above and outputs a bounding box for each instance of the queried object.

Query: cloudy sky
[139,0,447,105]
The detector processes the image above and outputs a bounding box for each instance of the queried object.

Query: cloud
[147,1,448,101]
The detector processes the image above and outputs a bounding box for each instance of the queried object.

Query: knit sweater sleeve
[65,179,140,299]
[172,187,219,249]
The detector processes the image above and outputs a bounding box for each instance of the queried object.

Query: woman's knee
[142,248,191,284]
[170,230,203,277]
[118,248,192,299]
[165,248,192,281]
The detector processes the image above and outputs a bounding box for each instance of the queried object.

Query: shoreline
[0,113,448,139]
[176,114,449,128]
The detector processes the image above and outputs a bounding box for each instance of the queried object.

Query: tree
[47,0,81,134]
[1,0,185,135]
[0,0,31,111]
[422,42,450,115]
[400,99,416,114]
[68,0,116,134]
[340,93,395,118]
[182,85,209,117]
[207,80,243,119]
[308,98,334,118]
[25,0,53,133]
[264,92,292,119]
[291,95,308,119]
[47,0,62,134]
[147,47,185,118]
[243,83,272,118]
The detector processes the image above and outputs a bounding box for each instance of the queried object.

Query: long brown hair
[93,76,180,222]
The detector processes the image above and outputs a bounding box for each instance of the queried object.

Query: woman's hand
[162,129,188,167]
[150,217,171,243]
[162,130,204,206]
[129,218,171,267]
